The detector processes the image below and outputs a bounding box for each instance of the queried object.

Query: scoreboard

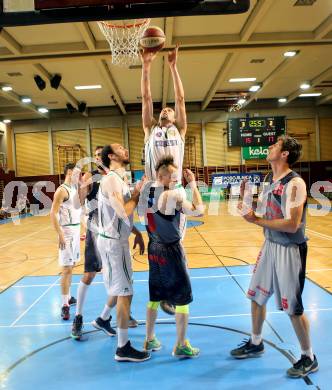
[228,116,286,147]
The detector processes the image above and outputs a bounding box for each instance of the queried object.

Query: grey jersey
[98,171,133,241]
[262,171,307,246]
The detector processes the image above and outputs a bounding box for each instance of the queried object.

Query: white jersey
[98,171,133,241]
[58,184,81,226]
[145,124,184,182]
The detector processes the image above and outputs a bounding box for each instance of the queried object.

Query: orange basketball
[140,26,166,52]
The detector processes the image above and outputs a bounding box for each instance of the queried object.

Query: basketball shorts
[97,235,133,297]
[58,225,81,267]
[148,240,193,306]
[247,239,307,315]
[84,218,102,273]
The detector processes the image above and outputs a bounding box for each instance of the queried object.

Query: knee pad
[147,301,160,310]
[175,304,189,314]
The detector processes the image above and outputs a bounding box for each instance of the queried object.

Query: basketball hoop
[98,19,150,67]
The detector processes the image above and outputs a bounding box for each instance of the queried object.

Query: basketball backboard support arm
[0,0,250,27]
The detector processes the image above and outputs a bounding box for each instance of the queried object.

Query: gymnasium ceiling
[0,0,332,121]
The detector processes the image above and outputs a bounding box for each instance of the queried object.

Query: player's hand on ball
[139,49,157,64]
[133,232,145,255]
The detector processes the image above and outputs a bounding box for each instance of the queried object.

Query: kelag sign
[242,146,269,160]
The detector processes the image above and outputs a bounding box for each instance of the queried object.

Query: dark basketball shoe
[115,341,151,362]
[68,296,77,306]
[287,355,319,378]
[92,316,116,336]
[71,314,83,340]
[230,338,264,359]
[61,305,70,321]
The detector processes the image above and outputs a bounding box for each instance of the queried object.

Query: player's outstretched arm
[180,169,204,216]
[168,45,187,139]
[140,50,157,141]
[78,171,92,205]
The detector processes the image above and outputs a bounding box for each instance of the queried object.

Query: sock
[100,304,112,321]
[62,294,69,306]
[302,348,314,361]
[251,333,262,345]
[117,328,128,348]
[75,281,89,316]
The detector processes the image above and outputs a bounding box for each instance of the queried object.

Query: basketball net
[98,19,151,67]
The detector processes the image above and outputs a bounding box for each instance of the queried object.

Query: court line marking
[1,307,332,329]
[0,226,51,250]
[10,274,252,288]
[9,277,60,327]
[307,228,332,241]
[10,268,332,288]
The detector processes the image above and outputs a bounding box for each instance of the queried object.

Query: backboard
[1,0,250,27]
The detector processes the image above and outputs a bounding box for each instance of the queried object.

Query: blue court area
[0,266,330,389]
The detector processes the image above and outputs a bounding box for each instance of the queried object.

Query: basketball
[140,26,166,52]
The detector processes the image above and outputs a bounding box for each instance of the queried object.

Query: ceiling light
[278,98,287,103]
[294,0,316,6]
[7,72,22,77]
[229,78,256,83]
[38,107,49,113]
[250,59,265,63]
[74,85,102,90]
[237,98,246,105]
[300,82,311,90]
[249,84,262,92]
[3,119,11,124]
[284,51,298,57]
[21,97,32,104]
[299,93,322,97]
[1,86,13,92]
[34,75,46,91]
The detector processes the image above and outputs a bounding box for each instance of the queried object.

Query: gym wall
[9,106,332,177]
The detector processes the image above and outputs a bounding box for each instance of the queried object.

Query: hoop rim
[99,18,150,29]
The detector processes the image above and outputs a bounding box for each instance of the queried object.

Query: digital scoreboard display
[228,116,286,147]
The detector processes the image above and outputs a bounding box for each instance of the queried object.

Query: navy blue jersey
[146,185,185,244]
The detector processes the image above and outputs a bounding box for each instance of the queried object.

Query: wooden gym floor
[0,201,331,294]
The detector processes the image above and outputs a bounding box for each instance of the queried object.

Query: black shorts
[84,219,102,273]
[148,240,193,306]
